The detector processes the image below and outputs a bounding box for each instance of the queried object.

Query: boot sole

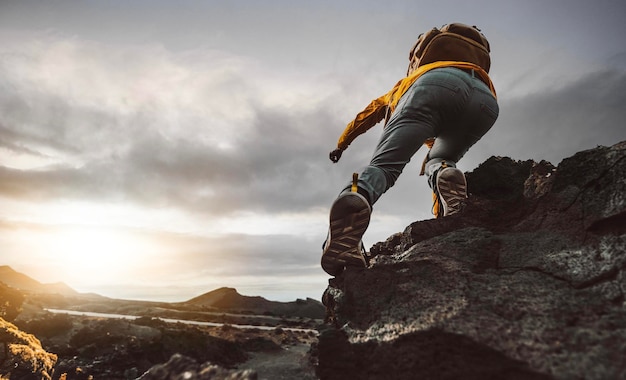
[321,192,371,276]
[436,167,467,216]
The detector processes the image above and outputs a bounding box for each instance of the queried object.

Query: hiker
[322,23,499,276]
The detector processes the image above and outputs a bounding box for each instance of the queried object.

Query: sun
[40,225,154,286]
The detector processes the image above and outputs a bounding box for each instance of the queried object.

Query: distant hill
[0,266,78,296]
[183,287,325,319]
[0,267,325,319]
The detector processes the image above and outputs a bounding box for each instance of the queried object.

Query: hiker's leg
[324,87,436,274]
[341,68,474,205]
[345,117,434,205]
[424,69,499,217]
[425,68,499,172]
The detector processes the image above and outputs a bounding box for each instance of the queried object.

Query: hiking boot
[433,166,467,218]
[321,192,371,276]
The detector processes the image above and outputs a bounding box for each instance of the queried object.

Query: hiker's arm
[329,95,388,163]
[336,94,389,151]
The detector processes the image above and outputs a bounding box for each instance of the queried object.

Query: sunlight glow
[25,225,159,287]
[53,227,142,266]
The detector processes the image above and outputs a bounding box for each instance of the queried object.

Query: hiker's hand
[329,148,343,163]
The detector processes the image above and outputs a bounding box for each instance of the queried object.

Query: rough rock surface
[0,317,57,380]
[318,141,626,380]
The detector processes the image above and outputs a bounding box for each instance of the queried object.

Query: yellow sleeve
[336,89,394,150]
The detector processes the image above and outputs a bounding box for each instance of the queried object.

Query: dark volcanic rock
[51,317,249,379]
[319,141,626,380]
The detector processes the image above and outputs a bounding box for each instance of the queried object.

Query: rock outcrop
[0,317,57,380]
[318,141,626,380]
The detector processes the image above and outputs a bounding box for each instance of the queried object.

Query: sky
[0,0,624,302]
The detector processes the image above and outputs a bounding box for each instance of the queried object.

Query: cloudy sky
[1,0,624,302]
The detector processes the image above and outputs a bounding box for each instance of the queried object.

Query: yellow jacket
[336,61,496,150]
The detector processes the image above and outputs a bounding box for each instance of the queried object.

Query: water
[45,308,318,334]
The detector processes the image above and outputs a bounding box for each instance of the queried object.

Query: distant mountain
[0,266,78,296]
[184,287,325,319]
[0,267,324,318]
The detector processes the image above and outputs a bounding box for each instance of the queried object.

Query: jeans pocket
[480,101,499,121]
[418,77,461,94]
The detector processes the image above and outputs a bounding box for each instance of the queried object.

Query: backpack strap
[407,28,440,75]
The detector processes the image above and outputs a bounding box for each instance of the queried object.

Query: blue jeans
[342,67,499,205]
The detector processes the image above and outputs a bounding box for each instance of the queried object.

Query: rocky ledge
[318,141,626,380]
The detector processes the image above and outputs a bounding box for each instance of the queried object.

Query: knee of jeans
[425,158,457,188]
[359,165,394,205]
[425,158,457,174]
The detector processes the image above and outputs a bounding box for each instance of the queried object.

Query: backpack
[407,23,491,75]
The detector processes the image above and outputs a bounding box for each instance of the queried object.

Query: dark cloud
[0,29,379,218]
[111,97,368,215]
[0,125,52,157]
[0,50,365,215]
[3,64,624,221]
[0,97,83,156]
[491,69,626,165]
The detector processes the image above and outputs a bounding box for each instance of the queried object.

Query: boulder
[318,141,626,380]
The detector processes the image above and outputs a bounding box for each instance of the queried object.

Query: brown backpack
[407,23,491,75]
